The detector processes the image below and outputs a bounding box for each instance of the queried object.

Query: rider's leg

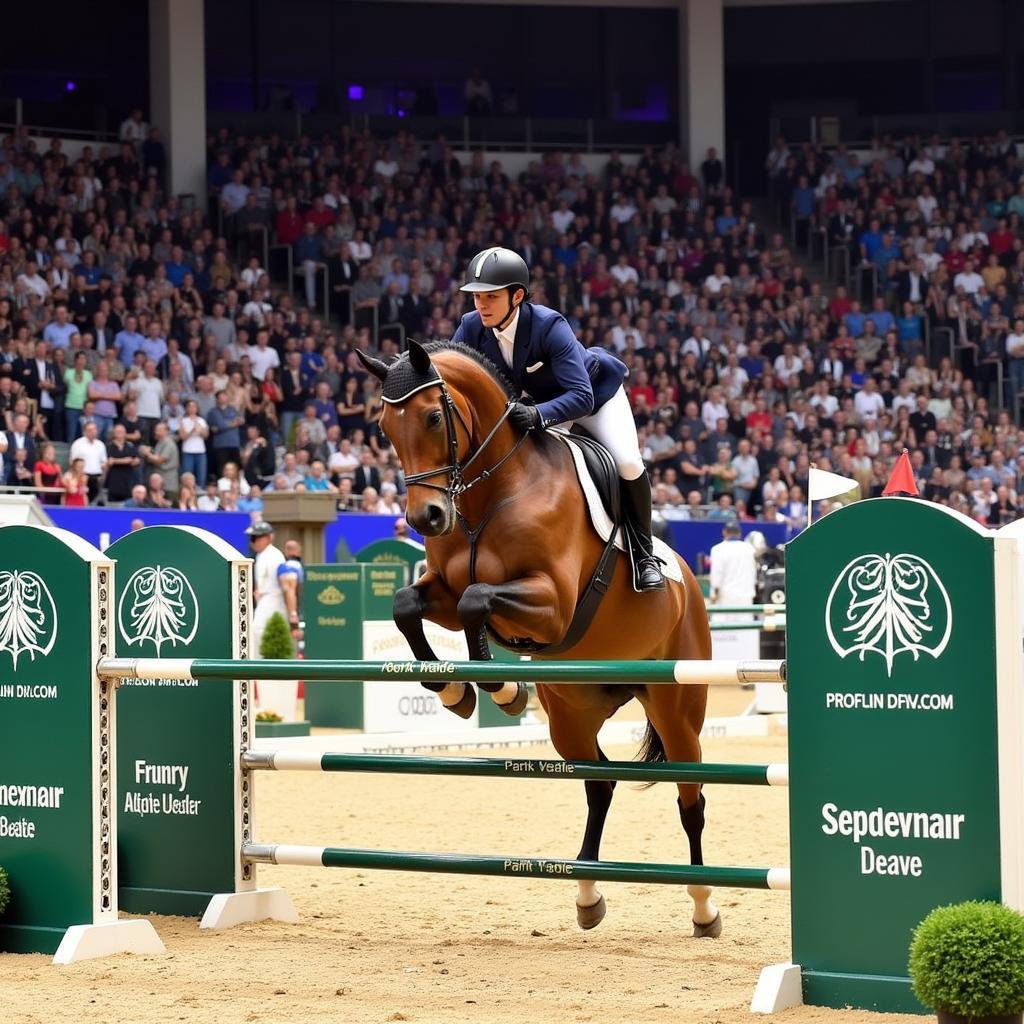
[574,388,665,592]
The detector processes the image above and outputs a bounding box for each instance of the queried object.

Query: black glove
[508,401,542,433]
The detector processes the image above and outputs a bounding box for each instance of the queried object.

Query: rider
[453,246,664,591]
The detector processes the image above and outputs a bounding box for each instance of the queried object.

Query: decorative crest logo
[825,553,952,677]
[318,585,345,606]
[0,570,58,668]
[118,566,199,654]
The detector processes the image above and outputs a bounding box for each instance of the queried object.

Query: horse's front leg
[456,574,566,717]
[393,570,476,720]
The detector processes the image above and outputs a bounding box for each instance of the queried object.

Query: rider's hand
[508,401,542,433]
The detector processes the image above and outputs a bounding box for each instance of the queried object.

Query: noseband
[383,374,530,504]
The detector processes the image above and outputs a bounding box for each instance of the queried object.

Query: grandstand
[1,0,1023,532]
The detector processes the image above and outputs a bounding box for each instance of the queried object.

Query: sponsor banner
[110,526,248,917]
[362,619,474,733]
[0,526,110,953]
[787,498,1001,1013]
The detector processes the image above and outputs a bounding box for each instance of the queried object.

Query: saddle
[483,427,680,657]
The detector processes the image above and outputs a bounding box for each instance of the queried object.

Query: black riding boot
[621,473,666,592]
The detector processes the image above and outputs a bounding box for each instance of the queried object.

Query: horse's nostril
[426,505,445,527]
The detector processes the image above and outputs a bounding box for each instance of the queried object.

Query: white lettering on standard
[821,802,965,843]
[861,846,923,877]
[123,792,203,816]
[0,784,64,808]
[134,760,190,792]
[0,816,37,838]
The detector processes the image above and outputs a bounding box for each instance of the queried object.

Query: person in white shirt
[124,360,165,440]
[247,521,298,655]
[916,186,938,222]
[68,421,107,502]
[701,387,729,433]
[907,153,935,177]
[705,262,731,294]
[962,222,989,251]
[709,521,757,606]
[16,261,50,303]
[119,108,148,145]
[609,254,638,286]
[610,195,637,225]
[551,200,575,234]
[853,377,885,422]
[953,261,984,296]
[1006,319,1024,407]
[242,288,274,327]
[809,380,839,418]
[773,344,801,386]
[247,329,281,381]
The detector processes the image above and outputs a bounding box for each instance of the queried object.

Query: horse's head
[358,340,470,537]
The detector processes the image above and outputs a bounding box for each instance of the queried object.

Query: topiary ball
[910,901,1024,1017]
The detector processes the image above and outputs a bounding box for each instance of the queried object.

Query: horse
[358,339,719,936]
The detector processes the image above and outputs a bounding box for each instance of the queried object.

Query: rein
[393,378,531,506]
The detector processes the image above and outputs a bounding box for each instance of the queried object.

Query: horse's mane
[422,340,516,401]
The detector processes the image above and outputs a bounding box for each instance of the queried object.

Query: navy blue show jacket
[452,303,627,426]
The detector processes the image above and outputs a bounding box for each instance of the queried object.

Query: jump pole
[241,751,789,786]
[98,658,786,687]
[242,844,791,890]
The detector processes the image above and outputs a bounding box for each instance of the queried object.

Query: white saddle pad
[552,431,684,585]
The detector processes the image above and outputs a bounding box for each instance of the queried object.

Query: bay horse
[358,340,719,936]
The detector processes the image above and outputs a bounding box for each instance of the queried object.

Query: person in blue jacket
[453,246,664,591]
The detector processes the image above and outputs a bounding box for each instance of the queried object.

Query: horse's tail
[636,719,667,789]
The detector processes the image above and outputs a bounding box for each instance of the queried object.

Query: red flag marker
[883,449,919,497]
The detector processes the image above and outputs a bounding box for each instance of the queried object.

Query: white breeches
[572,387,645,480]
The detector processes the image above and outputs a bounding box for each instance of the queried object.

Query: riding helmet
[460,247,530,294]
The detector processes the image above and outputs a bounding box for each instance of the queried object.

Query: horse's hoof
[576,895,607,930]
[692,912,722,939]
[493,682,529,717]
[445,685,476,720]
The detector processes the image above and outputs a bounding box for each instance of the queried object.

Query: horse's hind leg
[544,692,616,929]
[642,688,721,938]
[393,572,476,719]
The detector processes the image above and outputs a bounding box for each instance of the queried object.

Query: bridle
[384,374,531,505]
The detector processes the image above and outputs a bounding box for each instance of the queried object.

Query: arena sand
[5,688,924,1024]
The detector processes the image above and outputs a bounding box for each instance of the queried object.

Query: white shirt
[854,389,885,421]
[255,544,286,604]
[180,415,209,454]
[1006,332,1024,359]
[119,116,148,143]
[552,208,576,233]
[247,343,280,381]
[69,436,107,475]
[709,538,757,604]
[953,271,983,295]
[127,375,164,418]
[493,306,520,371]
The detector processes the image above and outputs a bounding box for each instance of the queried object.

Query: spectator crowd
[1,114,1024,531]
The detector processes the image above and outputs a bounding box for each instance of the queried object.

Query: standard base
[751,962,803,1014]
[53,919,165,965]
[199,887,299,930]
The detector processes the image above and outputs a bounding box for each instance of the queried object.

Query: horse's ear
[408,339,432,375]
[356,349,390,383]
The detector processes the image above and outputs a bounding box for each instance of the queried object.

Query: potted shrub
[255,612,310,736]
[909,901,1024,1024]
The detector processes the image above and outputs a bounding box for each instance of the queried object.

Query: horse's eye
[427,410,442,428]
